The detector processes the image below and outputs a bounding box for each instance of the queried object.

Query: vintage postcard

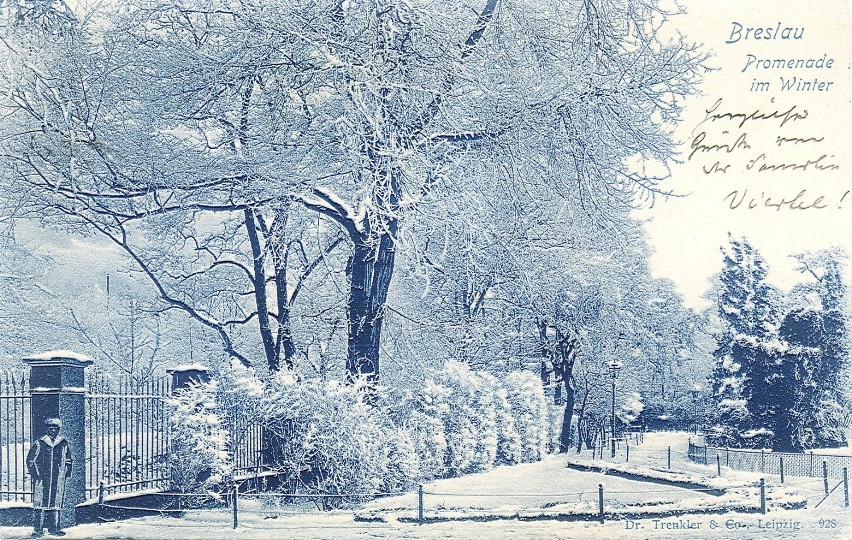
[0,0,849,539]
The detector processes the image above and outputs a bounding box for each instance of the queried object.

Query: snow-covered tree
[0,0,707,394]
[708,239,849,451]
[0,229,66,363]
[709,236,783,448]
[65,286,177,387]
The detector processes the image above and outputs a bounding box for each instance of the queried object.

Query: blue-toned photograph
[0,0,849,538]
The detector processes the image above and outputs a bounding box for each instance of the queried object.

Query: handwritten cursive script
[692,98,808,136]
[689,132,751,161]
[724,189,828,211]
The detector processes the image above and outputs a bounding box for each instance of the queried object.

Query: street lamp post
[609,359,623,458]
[691,384,702,434]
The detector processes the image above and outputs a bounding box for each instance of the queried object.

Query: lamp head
[608,359,623,379]
[691,383,702,399]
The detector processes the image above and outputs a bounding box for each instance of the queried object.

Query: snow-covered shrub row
[418,361,547,477]
[198,359,547,502]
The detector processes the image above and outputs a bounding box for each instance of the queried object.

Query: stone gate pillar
[168,365,210,391]
[23,351,92,529]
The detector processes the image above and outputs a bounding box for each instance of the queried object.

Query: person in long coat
[26,418,73,538]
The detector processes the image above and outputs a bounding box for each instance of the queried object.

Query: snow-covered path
[363,453,697,517]
[623,432,852,510]
[0,433,848,539]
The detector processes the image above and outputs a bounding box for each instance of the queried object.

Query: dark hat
[44,418,62,427]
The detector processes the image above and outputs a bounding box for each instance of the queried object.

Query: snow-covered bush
[406,409,446,480]
[260,373,394,507]
[217,359,265,420]
[504,371,548,462]
[472,370,500,468]
[620,392,645,425]
[494,383,522,465]
[166,380,232,494]
[214,360,267,475]
[381,427,419,493]
[421,361,498,475]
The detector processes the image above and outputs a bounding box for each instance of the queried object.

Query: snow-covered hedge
[407,409,447,481]
[201,360,548,503]
[420,362,498,474]
[419,361,548,477]
[504,371,548,462]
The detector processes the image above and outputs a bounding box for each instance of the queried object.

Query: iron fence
[229,418,264,479]
[84,374,172,499]
[688,440,852,479]
[3,367,268,505]
[0,371,30,503]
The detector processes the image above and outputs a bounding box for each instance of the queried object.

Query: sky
[636,0,851,310]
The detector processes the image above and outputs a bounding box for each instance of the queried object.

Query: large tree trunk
[346,224,397,392]
[538,320,579,453]
[559,379,575,452]
[244,209,281,373]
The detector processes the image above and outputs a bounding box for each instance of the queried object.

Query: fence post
[23,352,93,529]
[844,468,849,508]
[98,481,105,505]
[598,484,605,524]
[232,483,238,529]
[704,446,708,466]
[626,446,629,463]
[726,447,730,467]
[716,454,721,476]
[418,485,425,524]
[760,449,765,473]
[760,478,766,514]
[809,451,814,476]
[823,461,829,496]
[667,446,671,470]
[780,457,785,484]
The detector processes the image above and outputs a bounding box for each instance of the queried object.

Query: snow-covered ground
[0,432,849,539]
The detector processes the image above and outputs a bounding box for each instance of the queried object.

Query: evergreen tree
[711,242,849,452]
[710,236,782,448]
[776,309,822,451]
